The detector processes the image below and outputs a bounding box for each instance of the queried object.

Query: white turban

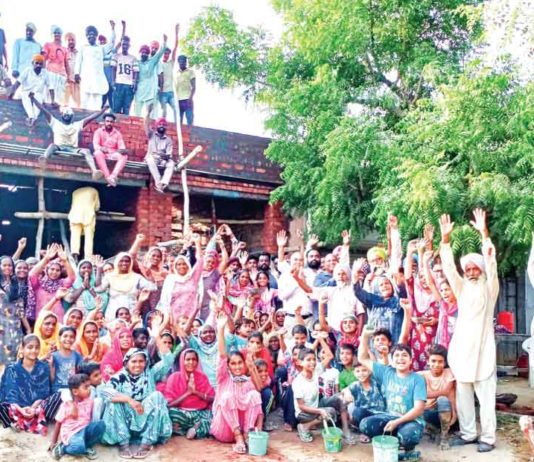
[460,253,485,273]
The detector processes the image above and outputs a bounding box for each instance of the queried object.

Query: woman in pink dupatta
[100,327,133,381]
[210,314,263,454]
[157,236,203,323]
[421,250,458,348]
[29,244,75,322]
[164,348,214,439]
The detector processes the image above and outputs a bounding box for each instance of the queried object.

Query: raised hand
[92,254,105,268]
[17,237,27,248]
[470,208,488,237]
[56,245,67,261]
[276,230,288,248]
[406,239,418,254]
[416,239,426,253]
[439,214,454,242]
[216,312,228,331]
[44,243,59,260]
[163,33,168,43]
[341,230,351,246]
[135,233,146,243]
[387,214,398,230]
[307,234,320,248]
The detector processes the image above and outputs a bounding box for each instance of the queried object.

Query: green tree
[181,2,534,272]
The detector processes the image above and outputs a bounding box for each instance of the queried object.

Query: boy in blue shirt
[51,327,83,393]
[358,325,426,461]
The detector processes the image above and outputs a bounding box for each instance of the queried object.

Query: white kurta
[75,44,109,96]
[440,239,499,383]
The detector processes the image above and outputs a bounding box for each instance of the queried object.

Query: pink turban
[139,45,150,54]
[150,40,160,49]
[460,253,485,273]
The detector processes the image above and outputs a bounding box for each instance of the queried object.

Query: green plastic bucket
[372,435,399,462]
[248,430,269,456]
[321,419,343,453]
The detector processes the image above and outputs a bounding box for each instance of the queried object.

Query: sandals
[297,424,313,443]
[282,423,294,432]
[119,444,133,459]
[343,433,358,445]
[232,440,247,454]
[186,423,199,440]
[133,444,153,459]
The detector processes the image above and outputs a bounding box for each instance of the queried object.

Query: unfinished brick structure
[0,99,286,256]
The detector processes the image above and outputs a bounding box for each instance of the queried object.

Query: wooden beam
[191,218,265,225]
[35,177,44,257]
[15,212,135,222]
[0,164,145,187]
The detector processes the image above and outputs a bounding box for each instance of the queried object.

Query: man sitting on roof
[93,112,129,187]
[29,94,106,180]
[9,54,55,127]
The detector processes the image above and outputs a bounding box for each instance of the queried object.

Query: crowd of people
[0,20,196,126]
[0,205,523,461]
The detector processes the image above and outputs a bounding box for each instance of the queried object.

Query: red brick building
[0,99,287,257]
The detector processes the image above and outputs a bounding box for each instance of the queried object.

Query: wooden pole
[35,177,44,258]
[15,212,135,222]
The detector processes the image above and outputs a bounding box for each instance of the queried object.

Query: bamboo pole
[35,177,44,258]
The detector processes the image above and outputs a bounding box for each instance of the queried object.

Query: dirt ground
[1,377,532,462]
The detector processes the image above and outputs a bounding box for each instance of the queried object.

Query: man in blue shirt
[358,326,426,461]
[11,22,41,80]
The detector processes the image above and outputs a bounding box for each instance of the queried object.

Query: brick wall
[262,202,288,254]
[132,187,174,246]
[0,98,281,184]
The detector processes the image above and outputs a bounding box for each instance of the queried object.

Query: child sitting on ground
[417,344,456,450]
[293,348,356,445]
[343,361,386,442]
[51,327,83,393]
[338,343,358,391]
[358,325,426,461]
[210,313,263,454]
[49,373,106,460]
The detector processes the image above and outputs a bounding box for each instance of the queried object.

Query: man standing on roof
[111,35,138,115]
[29,94,107,180]
[8,54,54,127]
[93,112,129,187]
[11,22,41,81]
[144,104,174,193]
[42,25,68,105]
[64,32,80,108]
[75,22,116,110]
[174,54,195,125]
[158,24,179,120]
[134,34,167,117]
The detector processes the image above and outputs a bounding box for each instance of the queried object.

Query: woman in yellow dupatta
[34,311,59,359]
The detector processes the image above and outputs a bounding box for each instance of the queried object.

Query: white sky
[0,0,282,136]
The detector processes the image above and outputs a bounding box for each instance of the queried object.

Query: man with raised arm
[439,209,498,453]
[30,94,107,180]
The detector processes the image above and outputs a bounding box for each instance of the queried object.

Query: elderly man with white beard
[438,209,498,453]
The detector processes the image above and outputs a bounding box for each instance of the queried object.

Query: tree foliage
[184,1,534,272]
